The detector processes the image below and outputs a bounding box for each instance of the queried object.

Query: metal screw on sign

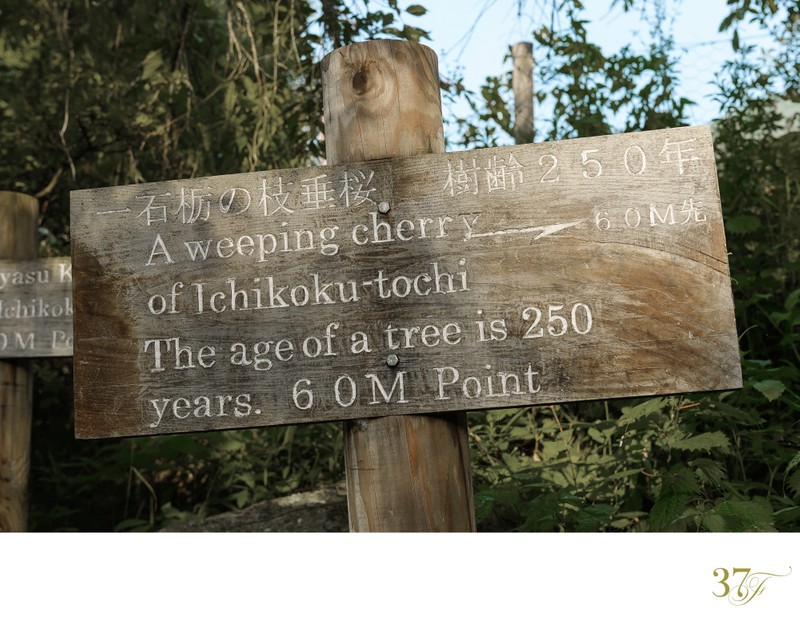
[378,201,390,214]
[386,354,399,367]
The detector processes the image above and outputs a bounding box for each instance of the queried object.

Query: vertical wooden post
[0,191,38,532]
[512,42,534,145]
[321,40,476,532]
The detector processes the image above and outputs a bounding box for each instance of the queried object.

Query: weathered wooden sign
[70,125,742,438]
[0,257,73,358]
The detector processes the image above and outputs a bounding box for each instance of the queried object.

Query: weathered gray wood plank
[70,125,742,438]
[0,257,72,358]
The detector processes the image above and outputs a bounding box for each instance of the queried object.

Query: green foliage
[533,0,692,138]
[5,0,799,532]
[461,0,800,532]
[318,0,428,49]
[453,0,693,148]
[29,379,345,531]
[471,391,798,532]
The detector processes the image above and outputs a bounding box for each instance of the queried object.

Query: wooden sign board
[70,126,741,438]
[0,257,73,358]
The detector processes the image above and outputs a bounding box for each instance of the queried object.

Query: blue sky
[410,0,772,138]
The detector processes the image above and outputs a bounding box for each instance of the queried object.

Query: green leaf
[752,379,785,401]
[574,504,616,531]
[785,288,800,312]
[402,25,429,41]
[141,50,164,81]
[587,427,606,444]
[786,469,800,497]
[773,506,800,528]
[238,471,256,489]
[620,397,670,423]
[672,431,731,453]
[726,214,761,234]
[661,466,701,496]
[649,494,690,531]
[693,458,727,487]
[715,498,775,532]
[602,468,643,483]
[231,489,250,509]
[406,4,427,16]
[700,512,727,532]
[787,452,800,475]
[501,452,526,472]
[719,12,735,32]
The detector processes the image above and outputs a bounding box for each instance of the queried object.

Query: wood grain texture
[70,124,741,440]
[512,42,534,145]
[322,40,445,165]
[0,257,73,358]
[0,191,38,532]
[323,40,475,532]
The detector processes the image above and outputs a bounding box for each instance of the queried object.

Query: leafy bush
[462,0,799,532]
[29,360,345,531]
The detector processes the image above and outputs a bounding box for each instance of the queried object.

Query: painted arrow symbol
[462,217,585,241]
[94,207,132,215]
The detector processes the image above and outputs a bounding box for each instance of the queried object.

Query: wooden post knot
[350,60,376,96]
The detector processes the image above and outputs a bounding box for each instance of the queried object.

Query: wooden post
[0,191,38,532]
[512,42,534,145]
[321,40,476,531]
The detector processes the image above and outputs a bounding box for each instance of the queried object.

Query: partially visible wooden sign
[70,125,742,438]
[0,257,73,358]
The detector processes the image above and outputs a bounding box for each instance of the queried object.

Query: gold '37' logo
[713,567,792,605]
